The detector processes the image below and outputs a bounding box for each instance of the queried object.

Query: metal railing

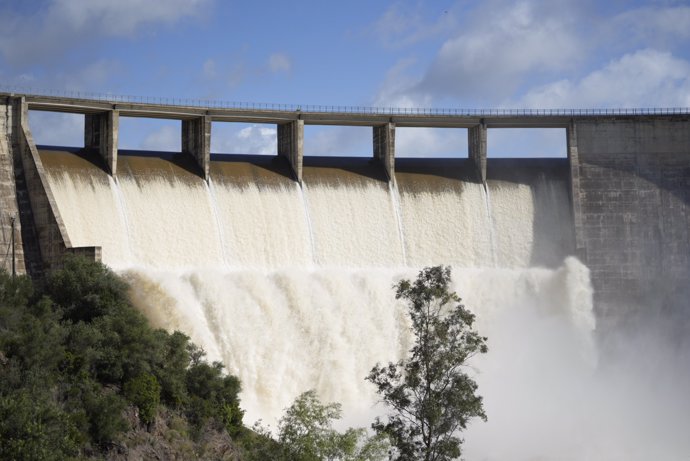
[3,84,690,117]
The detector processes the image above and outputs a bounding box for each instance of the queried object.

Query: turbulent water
[39,148,690,459]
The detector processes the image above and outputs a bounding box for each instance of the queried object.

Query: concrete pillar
[182,116,211,181]
[566,120,586,257]
[0,97,27,275]
[373,122,395,181]
[468,121,487,183]
[277,119,304,183]
[84,110,119,176]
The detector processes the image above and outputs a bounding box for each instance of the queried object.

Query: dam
[1,93,689,458]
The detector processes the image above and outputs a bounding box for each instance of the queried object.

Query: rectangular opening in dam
[211,122,277,155]
[28,110,84,148]
[487,128,566,158]
[396,127,469,158]
[118,117,181,152]
[303,125,372,157]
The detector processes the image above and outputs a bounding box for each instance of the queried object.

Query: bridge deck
[7,93,689,129]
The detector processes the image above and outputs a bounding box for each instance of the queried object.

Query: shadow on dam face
[38,145,108,173]
[302,156,389,183]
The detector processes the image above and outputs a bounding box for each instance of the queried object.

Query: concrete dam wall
[2,93,688,312]
[1,93,690,457]
[571,118,690,316]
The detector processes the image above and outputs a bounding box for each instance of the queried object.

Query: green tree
[124,373,161,426]
[366,266,488,461]
[277,390,389,461]
[0,257,248,456]
[185,355,244,437]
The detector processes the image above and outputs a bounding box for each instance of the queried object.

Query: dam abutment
[0,96,27,275]
[572,117,690,318]
[1,96,101,275]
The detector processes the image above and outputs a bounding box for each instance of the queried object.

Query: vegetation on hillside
[0,257,244,460]
[0,259,487,460]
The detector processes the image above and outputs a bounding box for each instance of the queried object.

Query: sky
[1,0,690,157]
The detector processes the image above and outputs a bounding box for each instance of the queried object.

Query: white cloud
[373,58,432,108]
[0,0,211,66]
[415,1,581,103]
[202,59,217,79]
[613,5,690,42]
[212,124,276,155]
[396,127,467,158]
[142,125,180,152]
[372,0,584,108]
[371,3,456,48]
[304,126,371,157]
[268,53,292,74]
[487,129,566,158]
[28,111,83,147]
[517,49,690,109]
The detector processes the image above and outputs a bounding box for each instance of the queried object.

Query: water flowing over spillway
[39,148,690,459]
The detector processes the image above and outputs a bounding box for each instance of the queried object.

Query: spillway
[37,146,690,459]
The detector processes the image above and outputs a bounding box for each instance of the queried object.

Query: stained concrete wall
[3,97,100,275]
[0,98,26,275]
[277,120,304,183]
[468,122,487,183]
[182,116,211,180]
[573,117,690,316]
[373,122,396,180]
[7,91,690,313]
[85,110,119,175]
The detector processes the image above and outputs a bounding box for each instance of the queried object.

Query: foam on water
[40,150,690,459]
[122,259,595,432]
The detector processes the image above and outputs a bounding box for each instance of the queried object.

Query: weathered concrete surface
[0,99,26,275]
[574,117,690,317]
[84,110,119,175]
[182,116,211,180]
[8,96,100,273]
[13,92,581,127]
[468,122,487,183]
[7,91,690,317]
[373,122,395,180]
[277,120,304,183]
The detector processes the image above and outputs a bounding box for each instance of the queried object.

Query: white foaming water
[305,178,404,267]
[388,179,408,265]
[42,151,690,459]
[45,168,131,267]
[397,179,493,267]
[117,174,225,269]
[480,182,497,267]
[211,178,312,268]
[122,259,595,433]
[205,178,231,267]
[42,153,590,422]
[296,182,317,266]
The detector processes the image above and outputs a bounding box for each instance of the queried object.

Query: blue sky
[2,0,689,157]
